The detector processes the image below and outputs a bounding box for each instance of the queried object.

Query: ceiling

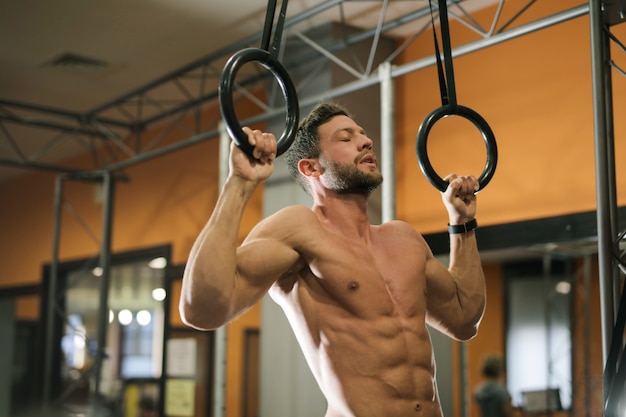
[1,0,621,185]
[0,0,508,183]
[1,0,304,110]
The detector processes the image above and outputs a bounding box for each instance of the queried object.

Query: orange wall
[0,100,265,286]
[465,263,506,416]
[395,0,626,233]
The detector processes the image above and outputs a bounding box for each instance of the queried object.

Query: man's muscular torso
[268,206,443,417]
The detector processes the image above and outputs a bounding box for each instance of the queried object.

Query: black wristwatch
[448,218,478,234]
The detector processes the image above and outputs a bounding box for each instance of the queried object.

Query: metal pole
[543,253,554,417]
[379,62,396,223]
[588,0,615,366]
[583,254,592,417]
[211,123,231,417]
[459,342,469,417]
[600,23,620,322]
[92,171,115,408]
[42,175,65,412]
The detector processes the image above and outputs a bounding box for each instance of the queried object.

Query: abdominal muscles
[309,311,440,417]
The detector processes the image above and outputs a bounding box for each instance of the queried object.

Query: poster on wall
[165,379,195,417]
[166,338,197,377]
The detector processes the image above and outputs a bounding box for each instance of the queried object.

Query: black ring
[219,48,299,157]
[416,104,497,192]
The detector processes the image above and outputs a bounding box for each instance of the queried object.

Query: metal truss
[0,0,608,178]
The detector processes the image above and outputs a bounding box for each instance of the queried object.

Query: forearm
[447,230,486,337]
[180,175,257,329]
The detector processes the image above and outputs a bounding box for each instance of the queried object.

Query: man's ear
[298,158,322,178]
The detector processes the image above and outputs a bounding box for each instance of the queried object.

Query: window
[505,258,572,411]
[57,248,169,413]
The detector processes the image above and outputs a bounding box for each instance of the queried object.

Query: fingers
[242,126,277,163]
[442,174,478,223]
[443,174,479,207]
[444,174,479,195]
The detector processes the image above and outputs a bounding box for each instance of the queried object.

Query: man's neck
[312,192,372,240]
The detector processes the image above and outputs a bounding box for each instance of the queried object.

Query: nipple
[347,281,360,291]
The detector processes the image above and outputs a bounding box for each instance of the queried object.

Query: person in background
[474,353,515,417]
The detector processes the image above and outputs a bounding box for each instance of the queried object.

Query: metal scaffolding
[0,0,597,177]
[588,0,626,414]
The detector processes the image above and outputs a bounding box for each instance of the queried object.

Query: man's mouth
[359,154,377,166]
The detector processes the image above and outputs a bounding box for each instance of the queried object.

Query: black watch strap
[448,218,478,234]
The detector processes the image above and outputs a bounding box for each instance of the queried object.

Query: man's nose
[360,135,374,150]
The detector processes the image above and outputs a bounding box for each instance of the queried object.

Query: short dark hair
[284,102,351,194]
[481,354,504,378]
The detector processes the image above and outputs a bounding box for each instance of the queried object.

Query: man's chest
[302,234,428,317]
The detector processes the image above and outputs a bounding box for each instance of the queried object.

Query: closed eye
[333,126,366,142]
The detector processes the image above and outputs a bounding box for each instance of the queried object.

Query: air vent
[42,52,110,75]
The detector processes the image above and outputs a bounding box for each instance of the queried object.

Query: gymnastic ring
[416,104,497,193]
[219,48,299,158]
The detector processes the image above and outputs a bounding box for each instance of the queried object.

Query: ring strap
[218,0,299,159]
[261,0,289,58]
[416,1,498,193]
[428,0,457,107]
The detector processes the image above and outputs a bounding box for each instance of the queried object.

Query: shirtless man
[179,102,486,417]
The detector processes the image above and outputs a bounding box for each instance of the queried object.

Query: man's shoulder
[256,205,319,235]
[245,206,318,250]
[379,219,420,236]
[266,205,315,222]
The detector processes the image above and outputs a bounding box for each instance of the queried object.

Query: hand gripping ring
[219,48,299,158]
[416,104,498,192]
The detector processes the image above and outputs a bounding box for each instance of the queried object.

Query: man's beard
[321,159,383,196]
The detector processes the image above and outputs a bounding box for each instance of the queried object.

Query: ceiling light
[148,257,167,269]
[555,281,571,294]
[152,288,166,301]
[118,309,133,326]
[137,310,152,326]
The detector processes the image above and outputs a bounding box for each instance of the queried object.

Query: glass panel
[62,256,166,414]
[506,270,572,411]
